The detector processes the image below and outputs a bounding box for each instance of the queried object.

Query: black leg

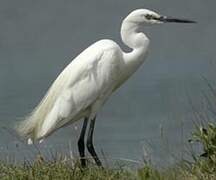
[86,116,102,167]
[77,117,88,167]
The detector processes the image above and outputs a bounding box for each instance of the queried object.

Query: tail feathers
[15,61,74,143]
[16,114,40,141]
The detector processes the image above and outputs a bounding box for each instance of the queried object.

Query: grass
[0,159,164,179]
[0,160,134,180]
[1,122,216,179]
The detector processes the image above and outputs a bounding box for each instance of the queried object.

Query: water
[0,0,215,166]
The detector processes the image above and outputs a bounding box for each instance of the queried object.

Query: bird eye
[145,14,153,20]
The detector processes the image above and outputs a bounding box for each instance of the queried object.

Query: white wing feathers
[17,40,122,142]
[39,42,121,138]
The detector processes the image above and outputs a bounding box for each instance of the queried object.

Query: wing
[37,39,122,138]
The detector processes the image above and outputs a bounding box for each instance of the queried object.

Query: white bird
[16,9,195,167]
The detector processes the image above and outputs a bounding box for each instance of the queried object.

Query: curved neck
[121,19,149,50]
[120,18,150,79]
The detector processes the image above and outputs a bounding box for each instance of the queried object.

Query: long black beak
[157,16,196,23]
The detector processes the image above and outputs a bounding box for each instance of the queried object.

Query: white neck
[121,20,149,49]
[120,18,150,79]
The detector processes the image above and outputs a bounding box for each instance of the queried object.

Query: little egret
[16,9,195,167]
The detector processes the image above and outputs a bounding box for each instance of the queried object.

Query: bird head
[125,9,196,25]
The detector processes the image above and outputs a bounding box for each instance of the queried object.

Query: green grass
[0,161,133,180]
[0,160,165,180]
[1,123,216,179]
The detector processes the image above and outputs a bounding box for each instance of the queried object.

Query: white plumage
[17,40,123,141]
